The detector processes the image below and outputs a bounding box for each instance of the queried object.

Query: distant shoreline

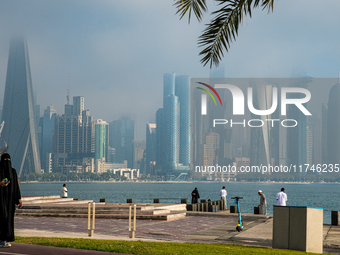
[20,180,340,185]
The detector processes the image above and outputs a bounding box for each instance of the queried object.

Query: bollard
[128,205,132,235]
[196,203,201,211]
[154,199,160,203]
[208,202,213,212]
[88,202,91,236]
[254,206,260,214]
[88,202,95,237]
[203,202,209,212]
[181,199,187,204]
[332,211,340,226]
[129,204,136,238]
[230,205,240,213]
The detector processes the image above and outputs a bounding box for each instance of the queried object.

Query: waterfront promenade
[14,213,340,254]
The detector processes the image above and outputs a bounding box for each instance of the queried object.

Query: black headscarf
[0,153,13,181]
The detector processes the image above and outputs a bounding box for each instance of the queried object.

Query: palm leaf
[198,0,274,67]
[174,0,208,23]
[174,0,275,67]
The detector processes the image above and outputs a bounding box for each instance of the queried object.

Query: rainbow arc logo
[196,82,222,106]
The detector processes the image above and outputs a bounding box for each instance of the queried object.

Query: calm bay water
[21,182,340,224]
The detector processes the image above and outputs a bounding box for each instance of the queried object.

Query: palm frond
[174,0,208,23]
[197,0,274,67]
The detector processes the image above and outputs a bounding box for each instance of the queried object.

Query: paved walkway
[12,214,340,254]
[0,243,128,255]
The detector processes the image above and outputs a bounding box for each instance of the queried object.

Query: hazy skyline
[1,0,340,139]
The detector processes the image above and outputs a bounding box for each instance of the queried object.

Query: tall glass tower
[164,95,180,166]
[41,105,57,172]
[175,75,191,166]
[327,82,340,165]
[1,36,41,176]
[163,73,176,107]
[95,119,109,160]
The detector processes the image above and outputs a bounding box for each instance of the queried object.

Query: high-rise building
[306,123,314,166]
[73,96,84,116]
[163,73,176,108]
[287,78,311,174]
[156,73,192,176]
[52,97,94,174]
[175,75,191,166]
[1,36,41,176]
[145,123,157,175]
[107,146,116,163]
[249,84,275,167]
[163,95,180,168]
[327,82,340,165]
[155,109,164,168]
[109,117,135,168]
[40,105,57,172]
[321,103,328,164]
[133,140,146,169]
[95,119,109,161]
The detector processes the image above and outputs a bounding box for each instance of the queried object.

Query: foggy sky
[0,0,340,139]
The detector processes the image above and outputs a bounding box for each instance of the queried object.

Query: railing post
[88,202,94,237]
[129,204,136,238]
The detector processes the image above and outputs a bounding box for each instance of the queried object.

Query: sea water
[20,182,340,224]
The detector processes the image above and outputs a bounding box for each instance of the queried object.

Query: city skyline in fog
[1,0,340,139]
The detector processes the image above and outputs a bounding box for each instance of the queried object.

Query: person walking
[61,184,68,198]
[276,187,287,206]
[258,190,267,215]
[0,153,22,248]
[191,187,200,204]
[220,186,227,209]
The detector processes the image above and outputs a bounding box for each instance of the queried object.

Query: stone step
[52,200,94,205]
[17,208,172,215]
[23,198,74,204]
[21,205,155,211]
[21,196,61,201]
[15,212,186,221]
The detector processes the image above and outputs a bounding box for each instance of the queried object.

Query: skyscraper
[95,119,109,161]
[145,123,157,175]
[175,75,191,166]
[163,73,176,108]
[52,96,95,174]
[1,36,41,176]
[40,105,57,172]
[109,117,135,168]
[156,73,192,176]
[133,140,146,169]
[327,82,340,165]
[155,108,164,168]
[163,95,180,168]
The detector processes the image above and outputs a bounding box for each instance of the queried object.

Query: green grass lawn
[15,237,318,255]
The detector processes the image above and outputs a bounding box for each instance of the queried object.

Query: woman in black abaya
[0,153,22,248]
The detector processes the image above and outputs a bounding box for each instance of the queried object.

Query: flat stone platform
[17,196,186,221]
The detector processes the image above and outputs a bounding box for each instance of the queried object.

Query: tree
[174,0,274,67]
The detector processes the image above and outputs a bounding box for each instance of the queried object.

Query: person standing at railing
[258,190,267,215]
[61,184,68,198]
[191,187,200,204]
[220,186,227,209]
[276,188,287,206]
